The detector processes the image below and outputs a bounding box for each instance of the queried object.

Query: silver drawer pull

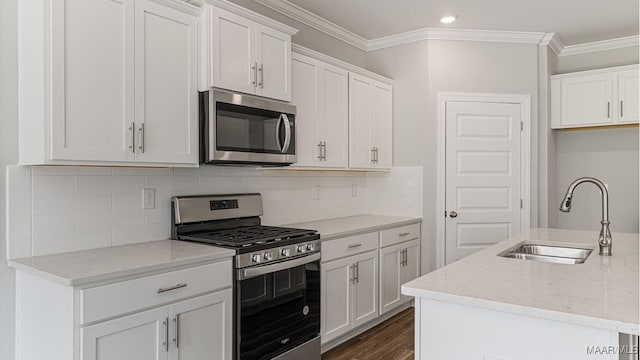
[157,283,187,294]
[399,232,411,236]
[348,243,362,249]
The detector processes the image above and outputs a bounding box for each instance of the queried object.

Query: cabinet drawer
[80,260,232,324]
[380,223,420,247]
[322,232,378,263]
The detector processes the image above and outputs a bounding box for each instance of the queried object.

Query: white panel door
[210,7,255,94]
[561,73,613,127]
[255,24,291,101]
[168,290,232,360]
[291,53,320,167]
[379,244,402,315]
[371,82,393,169]
[318,63,349,168]
[134,0,198,165]
[321,257,352,343]
[617,69,639,123]
[352,250,378,329]
[51,0,134,162]
[81,307,168,360]
[445,101,522,264]
[349,73,374,169]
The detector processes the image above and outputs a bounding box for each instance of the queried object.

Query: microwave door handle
[275,113,283,152]
[281,114,292,153]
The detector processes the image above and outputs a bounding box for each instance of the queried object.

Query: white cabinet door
[379,243,402,315]
[210,6,255,94]
[352,250,378,329]
[561,73,614,127]
[617,69,639,123]
[371,82,393,169]
[255,24,291,101]
[318,63,349,168]
[168,289,233,360]
[349,73,374,169]
[134,0,198,165]
[81,306,168,360]
[401,240,420,303]
[291,54,320,167]
[321,256,352,343]
[51,0,134,162]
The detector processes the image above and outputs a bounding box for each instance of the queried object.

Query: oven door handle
[238,253,321,280]
[281,114,292,153]
[275,114,283,152]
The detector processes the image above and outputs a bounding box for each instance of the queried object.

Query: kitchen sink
[498,242,593,264]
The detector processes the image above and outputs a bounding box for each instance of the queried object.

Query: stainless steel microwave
[200,89,296,166]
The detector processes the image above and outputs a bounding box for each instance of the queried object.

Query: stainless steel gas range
[171,194,321,360]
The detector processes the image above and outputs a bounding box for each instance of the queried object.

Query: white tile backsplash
[6,165,423,258]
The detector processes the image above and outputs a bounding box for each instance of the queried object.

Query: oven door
[236,253,320,360]
[206,89,297,165]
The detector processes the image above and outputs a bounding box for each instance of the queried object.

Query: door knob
[449,211,458,218]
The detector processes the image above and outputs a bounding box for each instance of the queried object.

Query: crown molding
[291,43,393,84]
[254,0,368,50]
[539,33,565,55]
[559,35,639,57]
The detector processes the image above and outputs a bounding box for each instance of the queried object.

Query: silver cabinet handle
[317,142,323,160]
[449,211,458,218]
[621,100,624,117]
[281,114,291,153]
[129,122,135,153]
[258,64,264,89]
[348,243,362,249]
[399,232,410,237]
[349,264,355,284]
[138,123,145,153]
[354,262,359,283]
[251,62,257,87]
[404,249,408,266]
[607,101,611,118]
[157,283,187,294]
[322,142,327,161]
[163,318,169,352]
[172,315,180,348]
[371,148,376,163]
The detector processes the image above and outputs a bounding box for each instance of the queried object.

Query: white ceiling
[286,0,639,45]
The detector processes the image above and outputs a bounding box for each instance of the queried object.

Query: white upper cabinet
[19,0,201,167]
[134,0,199,165]
[349,73,393,170]
[291,53,348,168]
[209,2,296,101]
[551,64,639,129]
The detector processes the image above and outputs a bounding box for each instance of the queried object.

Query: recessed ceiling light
[440,15,457,24]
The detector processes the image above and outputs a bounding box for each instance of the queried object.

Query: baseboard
[320,301,414,354]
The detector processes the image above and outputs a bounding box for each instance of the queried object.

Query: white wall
[556,46,639,74]
[367,40,539,272]
[0,0,18,358]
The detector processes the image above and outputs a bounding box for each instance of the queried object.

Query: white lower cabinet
[379,239,420,315]
[15,259,233,360]
[321,249,378,344]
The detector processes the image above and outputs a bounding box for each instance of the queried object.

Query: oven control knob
[263,252,273,261]
[251,254,262,263]
[296,245,306,253]
[306,243,315,252]
[281,249,291,257]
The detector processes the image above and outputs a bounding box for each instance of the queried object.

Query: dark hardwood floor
[321,308,414,360]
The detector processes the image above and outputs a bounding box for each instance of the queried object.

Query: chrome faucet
[559,177,612,256]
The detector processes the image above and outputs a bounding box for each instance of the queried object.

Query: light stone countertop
[286,214,422,241]
[402,228,640,335]
[8,240,235,286]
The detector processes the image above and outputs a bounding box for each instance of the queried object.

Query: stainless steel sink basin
[498,242,593,264]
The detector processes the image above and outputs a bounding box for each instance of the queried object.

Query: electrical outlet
[352,184,358,197]
[142,188,155,209]
[314,185,321,200]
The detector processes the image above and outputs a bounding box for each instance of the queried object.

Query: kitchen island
[402,228,639,360]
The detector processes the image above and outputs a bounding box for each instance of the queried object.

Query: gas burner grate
[182,225,315,248]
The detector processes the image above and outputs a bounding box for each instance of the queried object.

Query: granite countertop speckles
[9,240,234,286]
[402,228,640,335]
